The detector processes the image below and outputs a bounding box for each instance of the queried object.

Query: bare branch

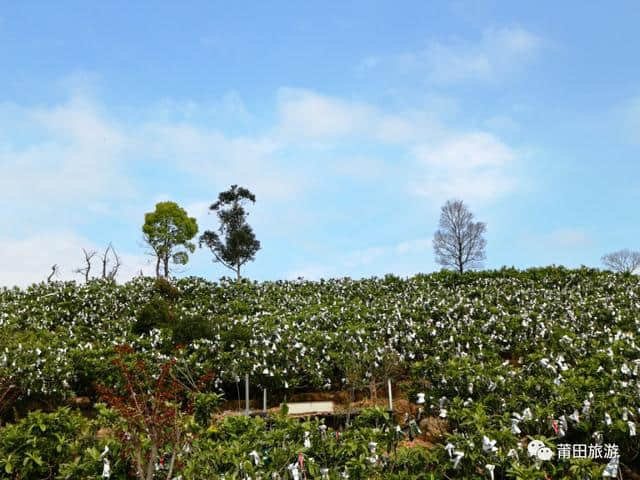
[96,242,122,280]
[107,244,122,280]
[73,248,97,283]
[433,199,487,273]
[47,264,59,282]
[100,243,112,278]
[601,249,640,273]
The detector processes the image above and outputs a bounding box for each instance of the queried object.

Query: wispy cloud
[359,25,542,84]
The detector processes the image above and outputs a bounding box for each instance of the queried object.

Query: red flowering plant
[96,345,212,480]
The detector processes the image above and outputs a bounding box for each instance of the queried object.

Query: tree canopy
[142,201,198,278]
[199,185,260,280]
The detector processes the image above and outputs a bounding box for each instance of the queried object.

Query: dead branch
[47,264,59,282]
[73,248,97,283]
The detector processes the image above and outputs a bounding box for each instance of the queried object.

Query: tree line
[54,187,639,283]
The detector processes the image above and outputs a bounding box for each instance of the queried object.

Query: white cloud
[413,132,514,169]
[270,89,519,204]
[0,231,153,288]
[361,25,542,84]
[276,88,376,139]
[137,122,302,200]
[275,88,445,145]
[411,132,518,203]
[32,97,124,149]
[0,95,131,210]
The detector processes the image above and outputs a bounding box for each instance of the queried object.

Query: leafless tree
[100,243,122,280]
[433,199,486,273]
[47,264,60,282]
[73,248,97,283]
[601,249,640,273]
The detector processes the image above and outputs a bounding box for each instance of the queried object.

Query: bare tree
[73,248,97,283]
[47,264,60,282]
[107,245,122,280]
[601,249,640,273]
[433,199,486,273]
[99,243,122,280]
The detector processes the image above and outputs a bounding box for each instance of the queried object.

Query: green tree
[142,201,198,278]
[199,184,260,280]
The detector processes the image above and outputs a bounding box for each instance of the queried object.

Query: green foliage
[0,408,91,479]
[199,184,261,280]
[142,201,198,278]
[171,314,213,346]
[193,392,224,427]
[68,347,117,398]
[153,276,181,302]
[1,268,640,477]
[132,294,173,335]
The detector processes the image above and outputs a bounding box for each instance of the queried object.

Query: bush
[132,295,173,335]
[153,277,181,302]
[0,407,93,478]
[193,392,224,426]
[172,314,213,346]
[69,347,117,398]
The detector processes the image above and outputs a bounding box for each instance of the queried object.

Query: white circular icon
[527,440,545,457]
[536,446,554,461]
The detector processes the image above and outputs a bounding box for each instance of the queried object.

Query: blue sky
[1,1,640,286]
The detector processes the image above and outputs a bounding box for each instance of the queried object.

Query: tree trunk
[145,442,157,480]
[155,257,161,278]
[236,266,241,281]
[163,254,169,278]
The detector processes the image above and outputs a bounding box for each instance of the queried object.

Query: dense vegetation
[0,267,638,478]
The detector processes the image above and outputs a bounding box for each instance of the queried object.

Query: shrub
[193,392,224,427]
[171,314,213,346]
[132,295,173,335]
[0,407,92,478]
[153,277,181,302]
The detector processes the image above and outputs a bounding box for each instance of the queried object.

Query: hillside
[0,267,638,478]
